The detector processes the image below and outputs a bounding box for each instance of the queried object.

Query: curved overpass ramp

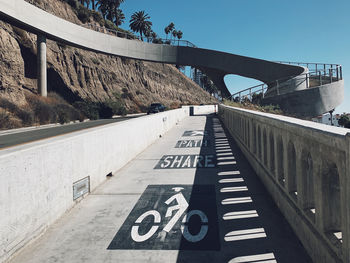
[0,0,344,116]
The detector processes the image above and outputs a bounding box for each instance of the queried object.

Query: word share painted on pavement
[154,155,217,169]
[175,139,210,148]
[108,185,219,250]
[182,130,208,137]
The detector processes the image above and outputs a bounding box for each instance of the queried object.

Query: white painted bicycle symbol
[131,187,209,243]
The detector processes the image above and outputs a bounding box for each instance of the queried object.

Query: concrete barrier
[219,104,350,263]
[191,105,217,115]
[0,105,213,262]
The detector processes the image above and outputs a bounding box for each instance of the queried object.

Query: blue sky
[116,0,350,113]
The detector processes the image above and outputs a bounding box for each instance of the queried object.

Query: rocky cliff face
[0,0,216,113]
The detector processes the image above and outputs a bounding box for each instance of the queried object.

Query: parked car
[147,103,166,114]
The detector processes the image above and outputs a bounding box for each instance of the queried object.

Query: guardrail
[219,104,350,263]
[82,23,197,48]
[230,63,342,102]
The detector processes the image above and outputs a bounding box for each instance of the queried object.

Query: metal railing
[230,63,342,102]
[82,23,197,48]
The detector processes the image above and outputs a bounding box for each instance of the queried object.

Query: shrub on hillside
[73,101,99,120]
[55,104,83,124]
[104,20,117,31]
[77,6,90,24]
[0,98,34,126]
[0,110,21,130]
[16,109,35,125]
[32,100,57,124]
[0,110,10,129]
[63,0,79,10]
[91,11,104,26]
[0,98,19,113]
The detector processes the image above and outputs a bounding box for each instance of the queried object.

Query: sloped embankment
[0,0,216,127]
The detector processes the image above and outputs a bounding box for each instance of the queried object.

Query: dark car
[147,103,166,114]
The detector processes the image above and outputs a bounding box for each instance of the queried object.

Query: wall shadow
[175,114,311,263]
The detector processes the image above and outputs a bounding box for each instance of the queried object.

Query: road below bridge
[10,114,311,263]
[0,115,143,149]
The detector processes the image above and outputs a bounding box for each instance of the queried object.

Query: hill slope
[0,0,216,116]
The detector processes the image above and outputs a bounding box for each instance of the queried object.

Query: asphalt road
[0,116,143,149]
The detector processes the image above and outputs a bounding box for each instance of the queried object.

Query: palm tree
[113,8,125,26]
[167,22,175,43]
[168,22,175,32]
[164,26,170,40]
[172,29,178,42]
[97,0,108,18]
[176,30,183,45]
[97,0,124,20]
[151,31,157,41]
[90,0,96,10]
[144,28,152,42]
[111,0,125,21]
[129,11,152,41]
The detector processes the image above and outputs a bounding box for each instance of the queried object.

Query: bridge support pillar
[37,34,47,97]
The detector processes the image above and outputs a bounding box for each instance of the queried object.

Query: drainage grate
[73,176,90,200]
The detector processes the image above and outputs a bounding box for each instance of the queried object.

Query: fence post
[262,86,265,98]
[343,133,350,263]
[340,66,343,80]
[336,66,339,81]
[329,69,333,83]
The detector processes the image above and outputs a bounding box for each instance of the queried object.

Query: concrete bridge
[1,105,349,263]
[0,0,344,117]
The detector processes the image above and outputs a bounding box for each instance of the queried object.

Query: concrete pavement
[9,114,311,263]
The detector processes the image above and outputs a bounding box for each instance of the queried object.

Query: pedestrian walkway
[10,114,311,263]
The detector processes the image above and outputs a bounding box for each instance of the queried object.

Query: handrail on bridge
[82,23,197,48]
[230,63,343,102]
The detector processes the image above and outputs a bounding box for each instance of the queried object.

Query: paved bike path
[10,114,311,263]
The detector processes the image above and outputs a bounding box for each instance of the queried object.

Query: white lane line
[224,228,266,242]
[223,210,258,220]
[220,186,248,193]
[222,197,253,205]
[218,161,237,165]
[216,152,234,157]
[229,253,276,263]
[218,171,240,176]
[217,156,235,161]
[219,178,244,183]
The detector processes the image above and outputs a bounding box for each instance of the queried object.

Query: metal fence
[230,62,342,102]
[82,23,197,48]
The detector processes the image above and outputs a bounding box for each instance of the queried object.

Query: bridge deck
[10,114,311,263]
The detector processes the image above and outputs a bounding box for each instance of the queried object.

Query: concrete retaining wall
[0,105,213,262]
[219,104,350,263]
